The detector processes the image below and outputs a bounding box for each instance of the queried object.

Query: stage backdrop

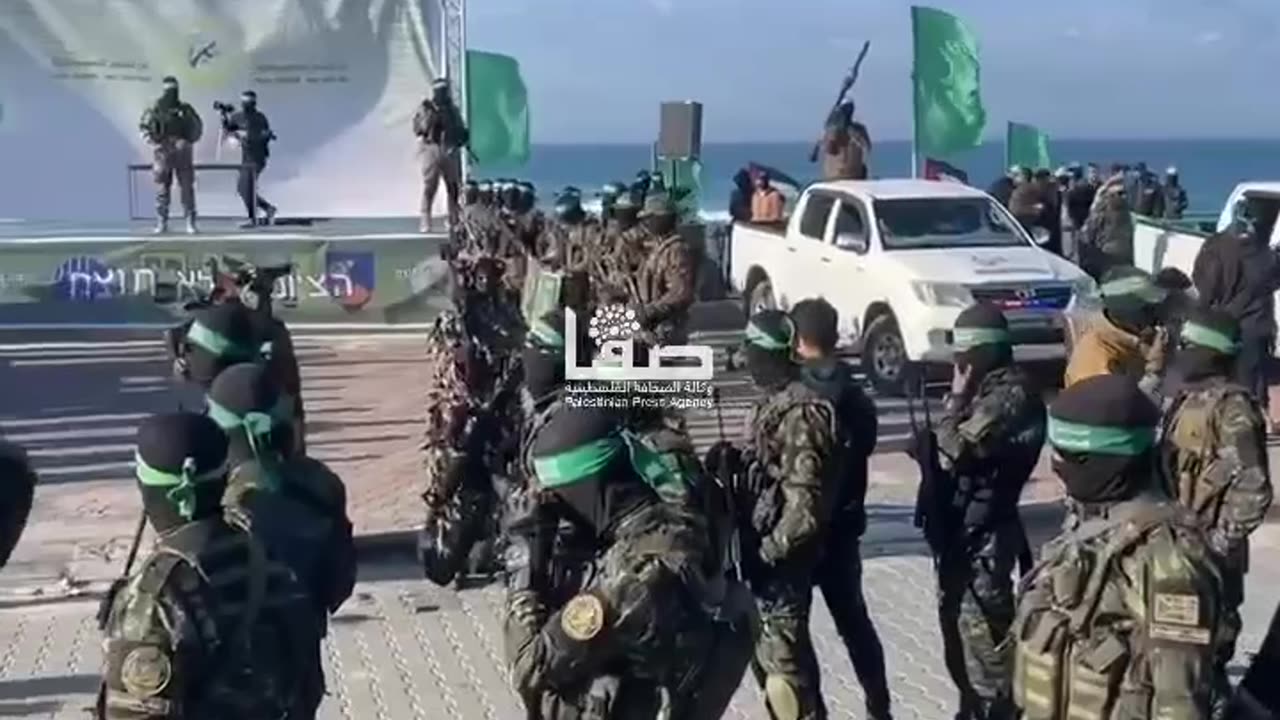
[0,0,453,221]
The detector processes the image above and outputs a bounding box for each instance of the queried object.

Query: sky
[467,0,1279,143]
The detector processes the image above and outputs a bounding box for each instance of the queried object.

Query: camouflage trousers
[749,575,827,720]
[935,525,1017,720]
[153,142,196,218]
[418,481,500,587]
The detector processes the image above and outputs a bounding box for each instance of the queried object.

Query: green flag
[466,51,530,168]
[1006,121,1052,170]
[911,6,987,159]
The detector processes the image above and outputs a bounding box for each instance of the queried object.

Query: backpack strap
[1066,500,1180,634]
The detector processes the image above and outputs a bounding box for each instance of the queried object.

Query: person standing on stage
[414,78,470,234]
[140,76,203,235]
[220,90,278,229]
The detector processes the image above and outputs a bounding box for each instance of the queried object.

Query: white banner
[0,0,451,221]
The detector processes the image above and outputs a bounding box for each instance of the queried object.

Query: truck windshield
[873,198,1027,250]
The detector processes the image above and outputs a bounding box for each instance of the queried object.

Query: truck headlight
[1069,275,1100,307]
[910,281,974,307]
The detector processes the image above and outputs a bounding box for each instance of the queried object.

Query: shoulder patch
[560,593,605,641]
[120,646,172,697]
[1153,593,1200,626]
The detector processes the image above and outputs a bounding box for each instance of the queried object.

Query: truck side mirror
[835,232,868,254]
[1030,227,1051,246]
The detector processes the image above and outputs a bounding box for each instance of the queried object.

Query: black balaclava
[206,362,294,471]
[1048,374,1160,505]
[185,302,266,389]
[1174,306,1241,384]
[733,169,752,194]
[240,90,257,113]
[501,182,521,211]
[640,193,678,237]
[432,79,451,105]
[952,302,1013,382]
[159,76,180,107]
[516,182,536,213]
[462,181,479,206]
[1098,266,1167,335]
[530,405,655,540]
[477,181,494,206]
[135,412,229,532]
[613,193,639,230]
[743,310,797,391]
[553,188,586,224]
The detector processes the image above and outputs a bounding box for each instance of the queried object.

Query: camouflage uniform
[139,95,203,226]
[1012,496,1223,720]
[634,228,696,346]
[933,365,1045,720]
[97,519,323,719]
[1079,187,1135,279]
[1160,377,1274,689]
[741,381,839,720]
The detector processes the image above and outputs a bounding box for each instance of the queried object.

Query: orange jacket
[1063,313,1145,387]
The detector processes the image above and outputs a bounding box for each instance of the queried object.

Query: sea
[474,138,1280,220]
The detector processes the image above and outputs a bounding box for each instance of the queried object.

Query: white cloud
[649,0,675,15]
[1195,30,1223,45]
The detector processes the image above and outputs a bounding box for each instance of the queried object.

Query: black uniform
[221,97,276,223]
[800,357,892,720]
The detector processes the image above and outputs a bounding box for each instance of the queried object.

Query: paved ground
[0,318,1277,719]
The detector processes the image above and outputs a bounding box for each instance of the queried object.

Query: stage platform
[0,217,451,330]
[0,217,446,243]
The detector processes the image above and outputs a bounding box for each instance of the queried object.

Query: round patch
[560,593,605,642]
[120,646,172,698]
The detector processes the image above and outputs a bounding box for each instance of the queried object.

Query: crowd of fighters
[0,170,1277,718]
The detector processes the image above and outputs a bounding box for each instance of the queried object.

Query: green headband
[533,436,624,489]
[187,321,258,360]
[953,327,1011,350]
[1100,276,1167,304]
[744,319,791,351]
[205,397,291,491]
[1048,416,1155,456]
[1181,321,1240,355]
[528,319,565,349]
[135,453,226,520]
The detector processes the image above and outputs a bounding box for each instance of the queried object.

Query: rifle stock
[97,512,146,630]
[808,40,872,165]
[908,377,956,557]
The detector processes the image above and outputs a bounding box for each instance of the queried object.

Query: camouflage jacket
[98,518,322,719]
[1160,377,1274,561]
[421,313,482,507]
[936,365,1046,531]
[223,456,356,620]
[139,102,203,145]
[1012,496,1222,720]
[412,100,468,148]
[635,232,696,342]
[744,380,838,571]
[505,499,715,700]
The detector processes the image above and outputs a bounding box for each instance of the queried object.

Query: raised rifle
[808,41,872,164]
[710,388,744,582]
[907,376,955,559]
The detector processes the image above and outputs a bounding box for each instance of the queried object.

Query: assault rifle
[710,388,744,582]
[808,41,872,164]
[906,376,956,559]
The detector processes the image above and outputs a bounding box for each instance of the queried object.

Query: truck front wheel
[744,278,777,318]
[863,315,908,396]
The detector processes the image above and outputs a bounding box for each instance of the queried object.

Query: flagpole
[910,73,919,178]
[1003,121,1010,173]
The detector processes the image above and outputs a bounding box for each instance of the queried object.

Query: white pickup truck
[1132,181,1280,355]
[727,179,1093,394]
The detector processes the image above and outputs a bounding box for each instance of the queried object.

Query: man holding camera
[413,78,470,234]
[218,90,278,229]
[140,76,203,234]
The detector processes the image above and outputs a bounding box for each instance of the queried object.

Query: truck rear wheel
[863,314,908,397]
[743,278,777,318]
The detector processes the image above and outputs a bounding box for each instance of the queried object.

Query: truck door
[821,197,873,344]
[780,191,838,308]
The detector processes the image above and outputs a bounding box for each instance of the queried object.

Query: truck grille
[970,285,1072,311]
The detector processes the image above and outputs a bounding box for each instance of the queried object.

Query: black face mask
[159,88,179,106]
[744,345,794,391]
[241,101,256,113]
[139,481,226,533]
[644,215,677,237]
[1175,345,1235,384]
[550,455,654,540]
[955,343,1011,384]
[1052,449,1151,505]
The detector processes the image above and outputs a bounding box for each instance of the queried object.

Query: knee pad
[764,675,801,720]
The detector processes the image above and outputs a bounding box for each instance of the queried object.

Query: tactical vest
[103,519,320,718]
[747,383,838,531]
[1012,500,1210,720]
[1162,383,1252,529]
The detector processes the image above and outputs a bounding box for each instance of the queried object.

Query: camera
[212,101,235,114]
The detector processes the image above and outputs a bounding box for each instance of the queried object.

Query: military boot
[185,214,198,235]
[154,216,168,234]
